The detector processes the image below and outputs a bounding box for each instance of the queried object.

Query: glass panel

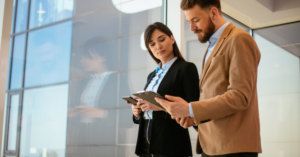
[25,21,72,88]
[253,22,300,157]
[120,33,157,71]
[223,14,250,33]
[120,2,162,36]
[11,0,16,34]
[7,94,20,151]
[20,84,68,157]
[74,0,113,16]
[72,6,120,47]
[10,34,26,90]
[29,0,74,29]
[15,0,29,33]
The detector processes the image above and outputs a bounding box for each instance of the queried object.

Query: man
[155,0,262,157]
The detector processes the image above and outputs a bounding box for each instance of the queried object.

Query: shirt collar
[209,22,230,45]
[156,57,178,72]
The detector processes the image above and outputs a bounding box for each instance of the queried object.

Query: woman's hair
[144,22,185,64]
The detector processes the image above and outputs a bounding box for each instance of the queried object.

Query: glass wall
[4,0,163,157]
[4,0,299,156]
[254,22,300,157]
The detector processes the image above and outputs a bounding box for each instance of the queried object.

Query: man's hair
[180,0,221,13]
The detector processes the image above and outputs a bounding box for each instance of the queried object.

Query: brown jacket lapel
[199,23,235,87]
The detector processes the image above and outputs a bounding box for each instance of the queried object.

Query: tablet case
[132,91,168,109]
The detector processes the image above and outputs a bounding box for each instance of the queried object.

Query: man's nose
[190,23,196,32]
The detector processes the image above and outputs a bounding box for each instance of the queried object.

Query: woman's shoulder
[174,59,197,71]
[147,69,156,80]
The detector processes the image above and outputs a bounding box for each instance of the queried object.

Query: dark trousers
[202,151,258,157]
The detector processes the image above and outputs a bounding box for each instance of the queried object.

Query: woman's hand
[128,98,142,118]
[135,97,164,112]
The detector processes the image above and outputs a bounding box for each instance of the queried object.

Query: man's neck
[213,19,226,33]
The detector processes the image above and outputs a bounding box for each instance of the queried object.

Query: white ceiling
[221,0,300,29]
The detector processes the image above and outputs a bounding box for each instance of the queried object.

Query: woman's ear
[170,35,175,44]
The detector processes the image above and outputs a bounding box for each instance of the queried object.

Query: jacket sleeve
[191,33,261,125]
[133,114,141,124]
[182,63,200,102]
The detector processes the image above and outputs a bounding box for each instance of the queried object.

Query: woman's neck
[161,54,175,65]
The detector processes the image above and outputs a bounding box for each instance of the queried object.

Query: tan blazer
[191,23,262,155]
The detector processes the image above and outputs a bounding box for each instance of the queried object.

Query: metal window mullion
[11,0,19,35]
[163,0,167,25]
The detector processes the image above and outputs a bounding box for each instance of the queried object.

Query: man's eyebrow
[187,17,198,22]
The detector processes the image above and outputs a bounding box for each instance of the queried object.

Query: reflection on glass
[70,38,118,79]
[15,0,29,33]
[67,40,130,154]
[25,21,72,87]
[11,0,16,34]
[253,22,300,156]
[7,94,19,151]
[10,34,26,90]
[29,0,74,29]
[20,84,68,157]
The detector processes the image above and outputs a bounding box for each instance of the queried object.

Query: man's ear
[170,35,175,44]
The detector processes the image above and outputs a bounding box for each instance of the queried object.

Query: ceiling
[221,0,300,29]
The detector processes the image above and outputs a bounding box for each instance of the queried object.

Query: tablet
[132,91,169,109]
[122,96,138,105]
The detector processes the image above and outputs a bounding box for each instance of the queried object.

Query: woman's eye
[160,39,165,42]
[150,44,155,47]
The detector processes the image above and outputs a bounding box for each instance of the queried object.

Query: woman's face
[148,29,175,63]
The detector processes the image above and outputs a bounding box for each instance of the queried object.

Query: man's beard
[194,18,215,43]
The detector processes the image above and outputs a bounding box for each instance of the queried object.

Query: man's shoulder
[228,27,252,41]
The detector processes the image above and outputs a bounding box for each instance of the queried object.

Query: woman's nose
[156,43,162,50]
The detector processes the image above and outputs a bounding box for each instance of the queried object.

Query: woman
[130,22,200,157]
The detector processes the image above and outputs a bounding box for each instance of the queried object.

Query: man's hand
[176,117,195,129]
[155,95,190,118]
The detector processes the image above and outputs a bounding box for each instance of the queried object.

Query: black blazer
[133,58,200,156]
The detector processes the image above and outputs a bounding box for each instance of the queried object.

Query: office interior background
[0,0,299,156]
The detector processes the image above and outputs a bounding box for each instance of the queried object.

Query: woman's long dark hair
[144,22,185,64]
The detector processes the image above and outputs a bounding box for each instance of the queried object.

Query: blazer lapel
[199,23,235,87]
[144,70,156,90]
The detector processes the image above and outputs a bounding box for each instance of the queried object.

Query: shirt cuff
[134,116,140,120]
[189,103,194,118]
